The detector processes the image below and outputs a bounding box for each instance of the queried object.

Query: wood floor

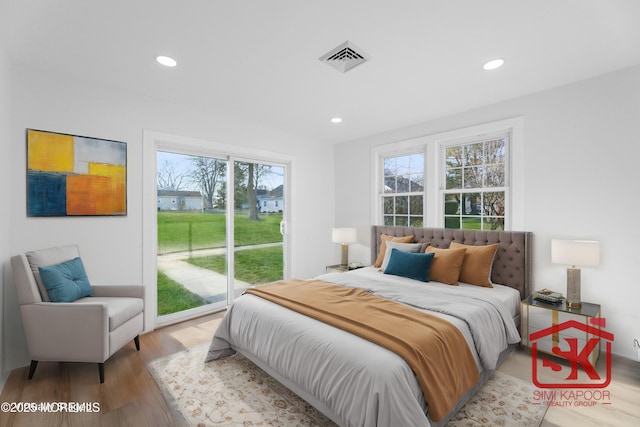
[0,312,224,427]
[1,311,639,427]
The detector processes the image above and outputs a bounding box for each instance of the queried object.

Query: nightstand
[326,264,349,273]
[520,296,602,366]
[325,264,365,274]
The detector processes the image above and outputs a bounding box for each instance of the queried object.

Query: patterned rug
[148,344,547,426]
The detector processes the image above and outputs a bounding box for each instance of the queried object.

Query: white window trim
[371,117,524,229]
[438,130,511,229]
[371,143,427,226]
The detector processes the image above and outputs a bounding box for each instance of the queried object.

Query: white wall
[0,47,12,386]
[335,65,640,360]
[2,64,335,373]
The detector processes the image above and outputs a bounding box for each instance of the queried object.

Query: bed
[206,226,532,426]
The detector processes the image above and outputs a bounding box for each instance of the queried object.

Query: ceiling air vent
[319,41,370,73]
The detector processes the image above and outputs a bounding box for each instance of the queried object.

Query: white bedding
[206,267,521,427]
[319,266,522,317]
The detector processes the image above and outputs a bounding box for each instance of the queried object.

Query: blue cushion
[38,257,93,302]
[383,248,434,282]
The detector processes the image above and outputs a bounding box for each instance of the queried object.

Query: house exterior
[257,185,284,213]
[157,189,203,211]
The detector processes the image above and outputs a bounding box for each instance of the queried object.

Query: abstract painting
[27,129,127,216]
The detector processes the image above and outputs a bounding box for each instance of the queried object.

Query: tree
[216,182,227,209]
[234,162,273,221]
[247,163,259,221]
[157,159,188,190]
[233,163,248,209]
[190,157,226,210]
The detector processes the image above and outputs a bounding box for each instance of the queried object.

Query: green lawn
[157,270,207,315]
[445,216,482,230]
[188,246,283,285]
[157,212,282,254]
[157,211,283,315]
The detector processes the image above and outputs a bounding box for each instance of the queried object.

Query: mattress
[206,267,521,426]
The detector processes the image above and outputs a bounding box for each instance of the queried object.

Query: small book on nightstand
[533,289,564,304]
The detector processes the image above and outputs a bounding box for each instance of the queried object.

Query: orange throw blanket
[245,279,480,422]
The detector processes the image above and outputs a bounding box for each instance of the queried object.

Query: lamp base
[566,267,581,309]
[340,243,349,267]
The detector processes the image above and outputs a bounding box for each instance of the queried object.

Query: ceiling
[2,0,640,145]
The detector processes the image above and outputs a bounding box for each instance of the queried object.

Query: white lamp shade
[332,227,357,244]
[551,239,600,267]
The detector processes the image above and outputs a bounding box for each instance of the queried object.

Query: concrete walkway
[157,243,282,303]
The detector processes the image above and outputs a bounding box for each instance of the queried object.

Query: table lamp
[551,239,600,308]
[332,228,357,267]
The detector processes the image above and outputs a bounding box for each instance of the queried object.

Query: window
[442,136,508,230]
[372,117,523,230]
[382,152,424,226]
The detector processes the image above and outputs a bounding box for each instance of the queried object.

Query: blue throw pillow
[384,248,435,282]
[38,257,93,302]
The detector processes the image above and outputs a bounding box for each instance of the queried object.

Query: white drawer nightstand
[520,295,602,366]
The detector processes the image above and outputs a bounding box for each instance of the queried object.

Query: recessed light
[156,55,177,67]
[483,58,504,70]
[331,117,342,123]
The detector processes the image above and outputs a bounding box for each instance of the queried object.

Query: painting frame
[26,129,127,217]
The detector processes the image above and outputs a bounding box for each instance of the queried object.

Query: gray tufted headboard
[371,226,533,300]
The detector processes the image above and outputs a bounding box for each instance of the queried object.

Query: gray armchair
[11,245,144,383]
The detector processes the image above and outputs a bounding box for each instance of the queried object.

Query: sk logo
[530,317,614,388]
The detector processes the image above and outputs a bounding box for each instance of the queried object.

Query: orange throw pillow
[425,246,467,285]
[374,234,415,267]
[449,242,499,288]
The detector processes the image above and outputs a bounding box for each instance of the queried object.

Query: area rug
[447,372,547,427]
[148,343,547,427]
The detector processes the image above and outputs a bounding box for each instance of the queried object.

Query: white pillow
[380,241,425,271]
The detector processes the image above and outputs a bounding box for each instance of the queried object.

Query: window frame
[439,131,510,231]
[371,117,524,230]
[381,150,426,227]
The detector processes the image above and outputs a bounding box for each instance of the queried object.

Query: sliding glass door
[156,151,228,319]
[155,150,287,322]
[231,160,285,297]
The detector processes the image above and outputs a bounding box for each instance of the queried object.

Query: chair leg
[28,360,38,379]
[134,335,140,351]
[98,363,104,384]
